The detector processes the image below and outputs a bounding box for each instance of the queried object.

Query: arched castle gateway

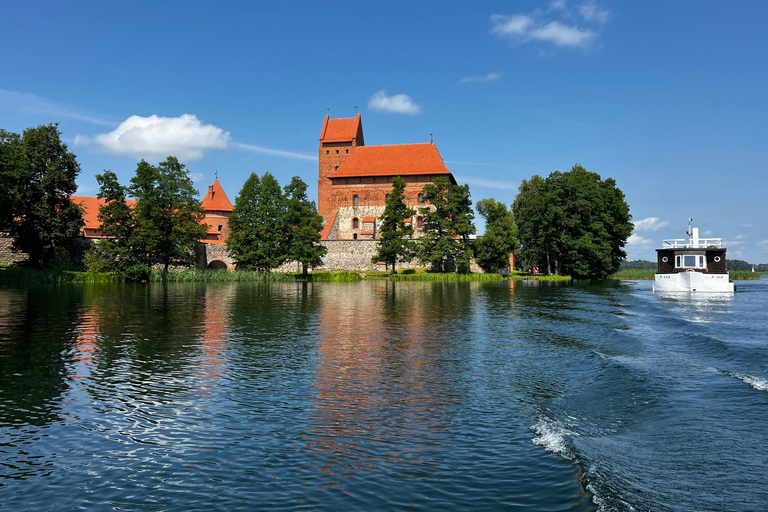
[317,113,456,241]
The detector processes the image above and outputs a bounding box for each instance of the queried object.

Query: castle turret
[318,113,364,218]
[201,178,233,242]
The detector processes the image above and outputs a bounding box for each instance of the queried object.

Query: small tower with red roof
[201,178,234,243]
[318,113,365,219]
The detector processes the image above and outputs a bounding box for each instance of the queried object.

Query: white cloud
[757,239,768,246]
[0,89,116,127]
[75,114,230,161]
[742,224,754,228]
[490,2,608,49]
[550,0,567,10]
[578,1,610,24]
[490,14,534,38]
[626,233,654,246]
[735,234,747,240]
[368,90,421,115]
[460,72,503,84]
[231,142,317,161]
[702,230,713,236]
[189,172,205,183]
[633,217,669,232]
[529,21,596,47]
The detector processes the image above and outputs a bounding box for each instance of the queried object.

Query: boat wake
[720,369,768,392]
[530,417,574,461]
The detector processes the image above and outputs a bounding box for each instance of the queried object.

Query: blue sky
[2,1,766,262]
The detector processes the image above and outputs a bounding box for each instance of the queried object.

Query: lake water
[1,278,767,511]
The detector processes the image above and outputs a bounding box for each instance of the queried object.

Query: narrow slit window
[353,195,359,206]
[352,218,359,229]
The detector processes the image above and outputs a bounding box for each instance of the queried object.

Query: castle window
[326,150,329,155]
[353,195,359,206]
[417,216,423,228]
[345,149,349,154]
[352,218,359,229]
[217,225,222,232]
[418,193,425,204]
[336,150,339,155]
[335,166,339,171]
[353,233,358,240]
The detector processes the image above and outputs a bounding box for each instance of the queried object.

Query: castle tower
[318,113,364,219]
[201,178,234,242]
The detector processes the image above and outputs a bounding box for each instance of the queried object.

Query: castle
[0,114,457,271]
[317,114,455,241]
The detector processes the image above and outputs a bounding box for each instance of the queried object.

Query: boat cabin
[656,227,727,274]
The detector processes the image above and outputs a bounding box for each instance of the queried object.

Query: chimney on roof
[208,185,214,199]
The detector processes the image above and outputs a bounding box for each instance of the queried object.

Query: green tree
[448,183,476,272]
[417,176,475,272]
[10,124,84,268]
[0,130,28,231]
[85,170,137,275]
[512,174,552,273]
[284,176,326,275]
[475,198,518,273]
[372,176,415,274]
[128,157,206,276]
[512,164,632,279]
[227,172,288,272]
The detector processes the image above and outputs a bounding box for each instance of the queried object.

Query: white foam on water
[725,371,768,392]
[530,418,573,461]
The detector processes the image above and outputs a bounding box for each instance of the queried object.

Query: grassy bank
[0,266,121,285]
[389,272,504,282]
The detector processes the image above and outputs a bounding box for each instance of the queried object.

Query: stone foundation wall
[1,234,481,274]
[0,233,27,265]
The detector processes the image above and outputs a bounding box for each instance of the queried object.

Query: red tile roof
[201,179,233,212]
[329,143,453,180]
[72,196,136,231]
[320,210,337,241]
[362,216,376,223]
[319,114,361,143]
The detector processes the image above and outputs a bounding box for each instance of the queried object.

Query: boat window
[683,255,696,267]
[676,255,681,267]
[699,256,705,267]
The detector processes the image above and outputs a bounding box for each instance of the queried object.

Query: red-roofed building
[72,196,136,238]
[318,114,455,240]
[72,178,233,244]
[200,179,233,243]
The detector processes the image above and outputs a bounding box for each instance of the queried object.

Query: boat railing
[661,238,724,249]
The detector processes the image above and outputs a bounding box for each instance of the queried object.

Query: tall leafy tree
[512,164,632,279]
[284,176,326,275]
[0,130,27,231]
[417,177,476,272]
[512,175,552,273]
[10,124,84,268]
[475,198,518,273]
[127,157,206,276]
[372,176,415,274]
[227,172,288,272]
[85,170,136,274]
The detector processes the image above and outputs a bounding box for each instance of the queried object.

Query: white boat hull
[653,272,735,293]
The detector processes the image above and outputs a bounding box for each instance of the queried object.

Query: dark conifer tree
[372,176,415,274]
